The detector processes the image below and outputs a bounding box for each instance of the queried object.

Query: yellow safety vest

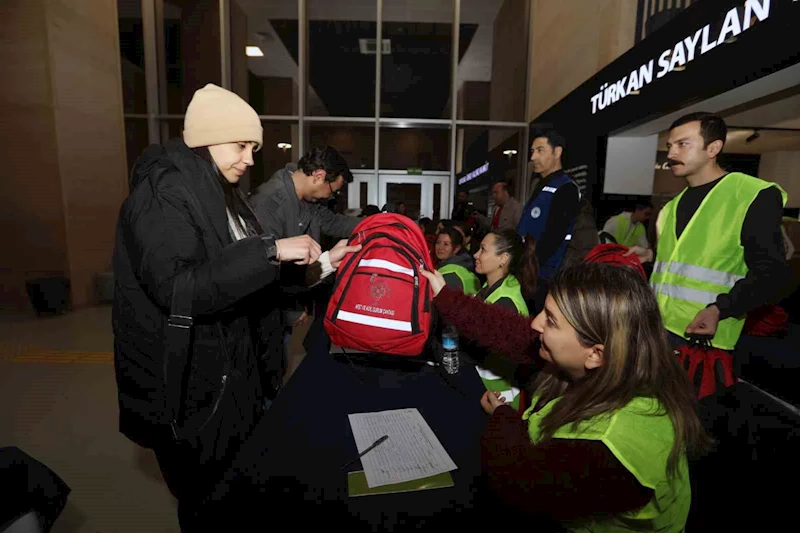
[438,263,480,295]
[523,395,691,532]
[478,275,529,410]
[611,213,646,247]
[651,173,787,349]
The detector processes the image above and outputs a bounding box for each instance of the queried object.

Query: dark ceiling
[269,20,478,118]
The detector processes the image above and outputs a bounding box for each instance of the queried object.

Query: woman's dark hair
[419,217,436,235]
[491,229,538,299]
[362,204,380,217]
[193,147,263,238]
[437,227,464,252]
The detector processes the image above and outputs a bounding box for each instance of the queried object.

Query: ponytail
[491,230,539,299]
[520,235,538,299]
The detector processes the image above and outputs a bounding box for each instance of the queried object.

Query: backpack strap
[165,270,195,442]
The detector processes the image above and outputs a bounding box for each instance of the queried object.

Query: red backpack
[325,213,434,356]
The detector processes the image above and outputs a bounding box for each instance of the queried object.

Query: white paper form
[347,408,458,488]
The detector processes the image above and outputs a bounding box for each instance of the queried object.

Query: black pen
[341,435,389,470]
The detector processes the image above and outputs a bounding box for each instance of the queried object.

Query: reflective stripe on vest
[651,282,718,305]
[438,263,480,296]
[476,366,521,403]
[477,275,528,410]
[523,395,691,532]
[652,261,745,288]
[651,173,787,350]
[483,275,529,315]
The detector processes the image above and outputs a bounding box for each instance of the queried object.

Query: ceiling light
[503,149,517,156]
[246,46,264,57]
[277,142,292,150]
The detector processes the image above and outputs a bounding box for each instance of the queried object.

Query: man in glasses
[250,146,359,388]
[251,145,356,242]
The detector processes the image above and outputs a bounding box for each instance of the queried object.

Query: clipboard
[347,470,454,497]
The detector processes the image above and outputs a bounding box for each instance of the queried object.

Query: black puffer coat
[112,139,283,491]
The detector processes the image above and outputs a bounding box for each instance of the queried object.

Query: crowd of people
[112,83,794,531]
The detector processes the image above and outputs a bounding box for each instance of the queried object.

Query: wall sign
[530,0,798,219]
[590,0,771,115]
[458,162,489,186]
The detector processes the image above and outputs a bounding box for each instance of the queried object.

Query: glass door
[347,170,379,212]
[378,171,450,221]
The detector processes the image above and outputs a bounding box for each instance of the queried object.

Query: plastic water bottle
[441,323,460,375]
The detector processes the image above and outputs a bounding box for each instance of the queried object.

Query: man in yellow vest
[627,112,789,350]
[601,201,652,248]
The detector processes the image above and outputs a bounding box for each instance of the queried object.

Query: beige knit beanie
[183,84,263,149]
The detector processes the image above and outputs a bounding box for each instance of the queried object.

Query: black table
[214,339,489,530]
[734,324,800,406]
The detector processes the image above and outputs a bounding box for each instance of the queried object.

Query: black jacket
[112,140,283,475]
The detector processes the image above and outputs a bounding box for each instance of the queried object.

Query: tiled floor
[0,306,309,533]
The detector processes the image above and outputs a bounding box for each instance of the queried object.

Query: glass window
[433,183,442,221]
[253,122,299,190]
[238,0,299,115]
[161,0,222,114]
[380,2,455,119]
[379,126,450,171]
[307,0,377,117]
[118,0,146,114]
[456,126,524,213]
[386,183,422,220]
[307,123,376,171]
[165,117,183,140]
[457,0,528,122]
[124,118,149,175]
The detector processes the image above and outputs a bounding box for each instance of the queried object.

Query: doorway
[347,170,450,220]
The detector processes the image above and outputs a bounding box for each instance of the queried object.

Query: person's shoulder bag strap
[166,271,195,442]
[163,176,207,443]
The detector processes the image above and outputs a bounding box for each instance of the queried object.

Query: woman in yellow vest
[470,229,537,411]
[422,259,708,531]
[435,227,480,295]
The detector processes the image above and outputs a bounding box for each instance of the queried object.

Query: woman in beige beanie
[112,84,359,529]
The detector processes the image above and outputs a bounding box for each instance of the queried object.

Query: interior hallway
[0,306,310,533]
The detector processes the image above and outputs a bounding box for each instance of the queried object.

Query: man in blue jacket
[517,130,580,313]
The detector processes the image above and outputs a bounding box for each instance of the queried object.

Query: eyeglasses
[328,181,341,198]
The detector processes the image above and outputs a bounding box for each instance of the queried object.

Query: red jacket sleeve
[482,406,654,520]
[433,286,539,365]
